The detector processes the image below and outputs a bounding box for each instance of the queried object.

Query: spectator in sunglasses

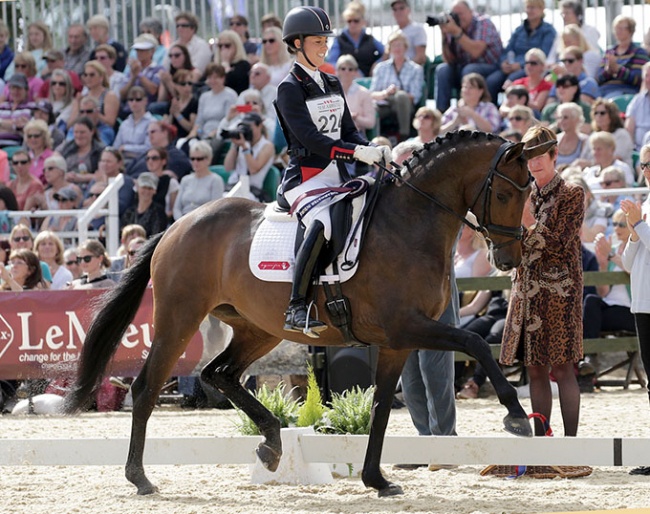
[0,51,43,103]
[87,15,127,72]
[23,118,54,184]
[125,236,146,269]
[8,224,52,283]
[259,26,292,88]
[63,247,82,279]
[39,49,82,94]
[93,44,127,99]
[8,149,44,210]
[228,15,258,64]
[121,35,163,106]
[411,106,442,144]
[69,60,120,129]
[335,55,376,134]
[237,63,277,123]
[166,12,212,75]
[113,86,155,165]
[326,3,384,78]
[587,98,633,168]
[498,84,530,123]
[506,48,552,114]
[214,30,251,95]
[547,47,599,106]
[541,74,591,133]
[156,44,200,114]
[164,69,199,139]
[65,96,115,146]
[46,69,76,131]
[66,238,115,290]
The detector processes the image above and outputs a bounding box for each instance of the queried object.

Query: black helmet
[282,6,334,48]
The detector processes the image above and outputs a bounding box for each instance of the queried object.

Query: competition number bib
[305,94,344,141]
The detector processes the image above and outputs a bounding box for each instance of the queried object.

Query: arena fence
[4,430,650,485]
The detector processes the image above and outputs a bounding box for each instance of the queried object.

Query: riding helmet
[282,6,334,49]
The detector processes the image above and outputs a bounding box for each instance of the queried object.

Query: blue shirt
[500,20,556,67]
[370,58,424,105]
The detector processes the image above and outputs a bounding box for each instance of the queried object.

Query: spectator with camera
[432,0,503,112]
[222,112,275,202]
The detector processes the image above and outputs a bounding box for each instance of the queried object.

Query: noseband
[467,141,533,249]
[380,140,532,250]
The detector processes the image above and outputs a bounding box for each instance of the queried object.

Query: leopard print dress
[500,173,585,366]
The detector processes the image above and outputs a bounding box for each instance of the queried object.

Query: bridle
[379,140,533,250]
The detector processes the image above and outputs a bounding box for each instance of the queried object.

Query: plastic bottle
[78,163,88,175]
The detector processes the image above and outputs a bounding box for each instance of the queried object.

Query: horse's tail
[63,232,164,414]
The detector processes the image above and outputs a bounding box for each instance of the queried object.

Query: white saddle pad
[249,186,371,283]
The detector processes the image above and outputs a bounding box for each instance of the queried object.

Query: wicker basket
[480,464,593,479]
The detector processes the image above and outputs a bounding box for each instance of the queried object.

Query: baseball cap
[8,73,28,90]
[53,187,78,202]
[137,172,159,189]
[33,99,54,115]
[132,34,158,50]
[44,49,65,61]
[390,0,409,7]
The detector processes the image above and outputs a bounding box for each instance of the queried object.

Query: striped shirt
[441,101,502,133]
[597,43,650,89]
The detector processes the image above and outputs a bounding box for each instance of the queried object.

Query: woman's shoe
[630,466,650,475]
[456,379,479,399]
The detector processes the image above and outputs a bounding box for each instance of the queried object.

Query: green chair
[209,164,229,187]
[354,77,372,89]
[262,165,281,202]
[2,145,24,160]
[612,94,635,115]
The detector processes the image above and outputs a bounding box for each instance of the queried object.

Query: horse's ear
[501,142,525,164]
[522,140,558,161]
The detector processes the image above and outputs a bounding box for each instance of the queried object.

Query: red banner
[0,289,203,380]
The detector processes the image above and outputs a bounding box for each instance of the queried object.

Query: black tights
[527,362,580,437]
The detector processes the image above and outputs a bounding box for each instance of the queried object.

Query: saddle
[249,177,374,344]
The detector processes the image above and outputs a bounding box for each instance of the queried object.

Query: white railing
[7,174,123,256]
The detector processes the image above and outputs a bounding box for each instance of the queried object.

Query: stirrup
[283,301,327,338]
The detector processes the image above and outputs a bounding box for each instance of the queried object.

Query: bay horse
[64,131,551,498]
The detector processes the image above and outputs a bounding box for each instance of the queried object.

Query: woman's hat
[137,172,159,190]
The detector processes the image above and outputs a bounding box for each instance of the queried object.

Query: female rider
[275,6,391,337]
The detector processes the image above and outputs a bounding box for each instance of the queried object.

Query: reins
[376,140,532,250]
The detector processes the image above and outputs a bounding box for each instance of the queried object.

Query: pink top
[9,176,45,210]
[29,148,54,184]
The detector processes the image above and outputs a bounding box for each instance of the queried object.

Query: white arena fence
[4,431,650,484]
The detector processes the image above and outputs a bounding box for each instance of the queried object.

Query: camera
[220,123,253,142]
[426,11,460,27]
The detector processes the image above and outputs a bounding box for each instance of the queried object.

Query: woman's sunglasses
[76,255,95,263]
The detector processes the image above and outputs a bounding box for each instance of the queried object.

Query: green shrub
[319,385,375,435]
[296,365,327,428]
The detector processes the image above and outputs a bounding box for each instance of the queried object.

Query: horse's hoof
[378,483,404,497]
[503,414,533,437]
[257,442,282,472]
[136,483,159,495]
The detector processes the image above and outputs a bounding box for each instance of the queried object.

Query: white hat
[132,34,157,50]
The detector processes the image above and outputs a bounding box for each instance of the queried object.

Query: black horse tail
[63,232,164,414]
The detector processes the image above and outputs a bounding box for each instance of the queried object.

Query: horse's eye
[496,192,509,204]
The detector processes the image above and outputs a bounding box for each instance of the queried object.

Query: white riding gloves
[379,145,393,165]
[354,145,385,165]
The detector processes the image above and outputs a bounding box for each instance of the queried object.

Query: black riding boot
[284,220,328,338]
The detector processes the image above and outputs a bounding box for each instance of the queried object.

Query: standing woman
[501,126,585,438]
[276,6,390,335]
[621,145,650,476]
[214,30,251,95]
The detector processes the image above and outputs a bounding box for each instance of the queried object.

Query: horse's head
[468,137,558,270]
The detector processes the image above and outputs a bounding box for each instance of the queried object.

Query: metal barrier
[7,174,123,255]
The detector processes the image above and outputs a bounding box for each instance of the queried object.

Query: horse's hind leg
[126,316,206,495]
[201,321,283,471]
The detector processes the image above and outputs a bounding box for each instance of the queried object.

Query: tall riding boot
[284,220,328,337]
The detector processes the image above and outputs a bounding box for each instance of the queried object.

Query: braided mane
[401,130,505,179]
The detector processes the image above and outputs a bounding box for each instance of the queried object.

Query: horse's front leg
[391,314,532,437]
[361,347,410,497]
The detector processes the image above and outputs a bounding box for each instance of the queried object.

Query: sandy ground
[2,386,650,514]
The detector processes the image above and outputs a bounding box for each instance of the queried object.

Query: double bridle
[380,140,533,250]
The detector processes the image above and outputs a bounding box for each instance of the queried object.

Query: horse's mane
[400,130,506,179]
